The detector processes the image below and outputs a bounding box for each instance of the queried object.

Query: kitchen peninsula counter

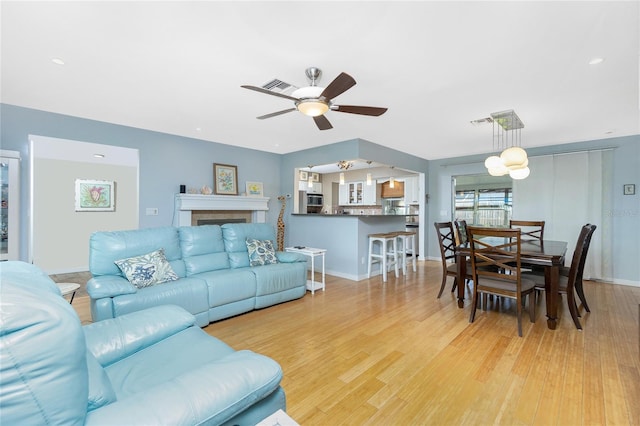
[287,213,420,282]
[292,213,418,218]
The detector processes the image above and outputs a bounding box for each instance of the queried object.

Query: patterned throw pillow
[114,248,179,288]
[246,238,279,267]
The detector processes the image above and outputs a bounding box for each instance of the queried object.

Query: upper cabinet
[403,176,420,204]
[298,181,323,194]
[338,180,377,206]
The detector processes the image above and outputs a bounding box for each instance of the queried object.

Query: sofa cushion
[179,225,230,274]
[114,248,179,288]
[246,238,279,266]
[222,223,277,268]
[86,350,117,411]
[90,226,186,278]
[110,277,209,321]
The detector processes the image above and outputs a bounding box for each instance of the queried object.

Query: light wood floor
[69,261,640,425]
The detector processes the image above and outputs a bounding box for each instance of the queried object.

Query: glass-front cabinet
[1,151,20,261]
[338,181,377,206]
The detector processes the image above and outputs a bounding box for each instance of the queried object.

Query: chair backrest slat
[434,222,456,263]
[467,226,522,290]
[454,219,468,245]
[510,220,545,241]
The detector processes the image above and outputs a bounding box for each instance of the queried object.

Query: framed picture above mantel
[213,163,238,195]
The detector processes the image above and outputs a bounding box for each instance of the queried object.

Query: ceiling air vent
[261,79,298,95]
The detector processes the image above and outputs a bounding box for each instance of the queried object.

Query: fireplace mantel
[173,194,270,226]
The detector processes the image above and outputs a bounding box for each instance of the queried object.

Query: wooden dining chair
[509,220,545,241]
[454,219,469,245]
[510,220,546,273]
[434,222,472,298]
[574,224,597,313]
[467,226,536,337]
[522,224,596,329]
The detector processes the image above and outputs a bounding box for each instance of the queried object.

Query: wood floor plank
[65,260,640,425]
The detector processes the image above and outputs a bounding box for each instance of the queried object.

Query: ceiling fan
[241,67,388,130]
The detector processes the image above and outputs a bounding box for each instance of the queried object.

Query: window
[454,188,512,226]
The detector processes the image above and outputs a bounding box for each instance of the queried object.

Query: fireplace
[197,218,247,226]
[174,194,269,227]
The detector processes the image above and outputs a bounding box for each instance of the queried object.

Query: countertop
[292,213,418,218]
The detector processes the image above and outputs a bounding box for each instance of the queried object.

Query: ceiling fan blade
[257,108,297,120]
[320,72,356,100]
[334,105,388,116]
[241,85,300,102]
[313,115,333,130]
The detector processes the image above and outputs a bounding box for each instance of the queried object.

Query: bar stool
[367,232,399,282]
[395,231,417,275]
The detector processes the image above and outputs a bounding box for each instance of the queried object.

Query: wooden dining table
[455,239,568,330]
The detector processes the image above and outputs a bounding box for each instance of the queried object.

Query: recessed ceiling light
[588,57,604,65]
[51,57,65,65]
[195,127,202,132]
[604,130,614,135]
[93,153,105,158]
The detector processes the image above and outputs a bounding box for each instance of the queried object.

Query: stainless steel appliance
[306,193,323,214]
[382,198,405,215]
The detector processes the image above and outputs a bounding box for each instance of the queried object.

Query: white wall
[31,136,139,273]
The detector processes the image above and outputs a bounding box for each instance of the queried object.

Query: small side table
[285,246,326,294]
[56,282,81,304]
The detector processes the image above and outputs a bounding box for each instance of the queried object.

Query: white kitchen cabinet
[404,176,420,204]
[338,183,349,205]
[363,180,377,205]
[298,181,322,194]
[339,180,376,206]
[348,182,363,205]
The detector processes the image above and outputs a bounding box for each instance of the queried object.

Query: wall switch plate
[146,208,158,216]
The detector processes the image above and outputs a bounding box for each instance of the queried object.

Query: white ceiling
[2,1,638,161]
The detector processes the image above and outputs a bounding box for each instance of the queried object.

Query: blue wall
[1,104,283,260]
[2,103,638,284]
[426,135,640,284]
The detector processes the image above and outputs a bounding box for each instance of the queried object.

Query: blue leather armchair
[0,261,286,425]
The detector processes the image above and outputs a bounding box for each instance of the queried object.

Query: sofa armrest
[83,305,196,367]
[87,275,137,299]
[84,350,282,426]
[276,251,308,263]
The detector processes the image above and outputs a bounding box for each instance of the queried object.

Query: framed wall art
[213,163,238,195]
[75,179,115,211]
[299,171,308,181]
[246,181,264,197]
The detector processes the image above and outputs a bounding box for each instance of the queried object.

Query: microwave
[307,194,323,206]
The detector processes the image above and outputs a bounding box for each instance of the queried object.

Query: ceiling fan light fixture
[297,99,329,117]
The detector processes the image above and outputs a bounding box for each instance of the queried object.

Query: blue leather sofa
[0,261,287,425]
[88,223,307,326]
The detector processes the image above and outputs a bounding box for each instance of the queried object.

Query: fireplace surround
[173,194,270,227]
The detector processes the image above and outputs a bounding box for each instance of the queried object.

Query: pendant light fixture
[389,166,395,188]
[366,160,373,185]
[481,110,530,180]
[337,160,352,186]
[307,165,314,188]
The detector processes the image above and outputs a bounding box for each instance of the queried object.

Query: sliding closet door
[512,150,612,280]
